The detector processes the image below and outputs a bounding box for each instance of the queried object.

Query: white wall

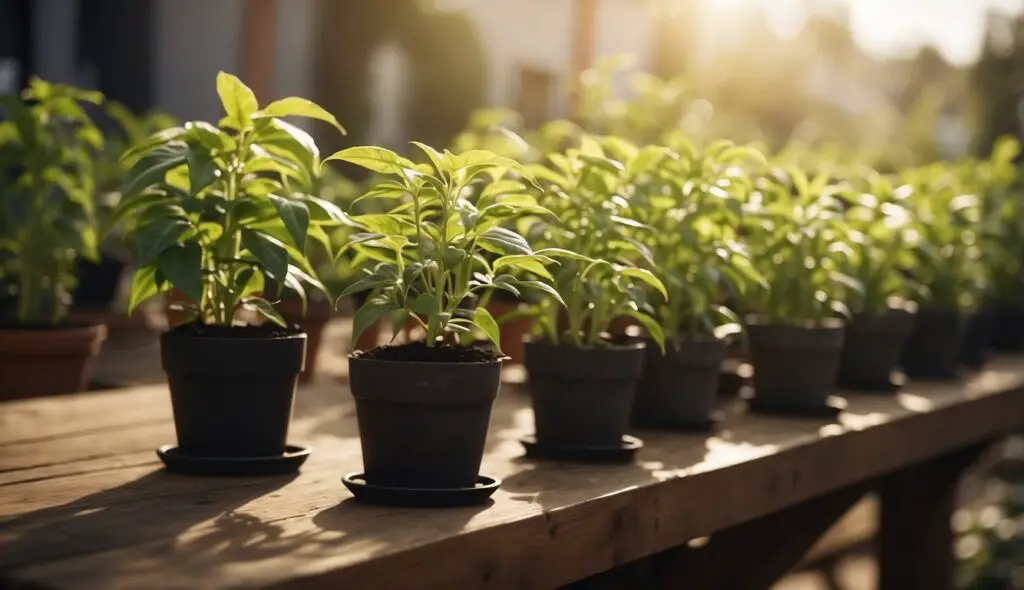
[154,0,243,122]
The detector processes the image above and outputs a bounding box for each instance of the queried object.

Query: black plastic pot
[991,305,1024,351]
[836,309,915,391]
[632,338,725,428]
[958,307,995,369]
[349,349,501,489]
[746,319,845,409]
[900,308,963,379]
[161,324,306,458]
[524,340,645,448]
[72,255,127,309]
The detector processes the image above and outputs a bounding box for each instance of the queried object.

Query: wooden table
[3,358,1024,590]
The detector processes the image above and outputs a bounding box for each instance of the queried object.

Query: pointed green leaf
[478,226,532,255]
[619,267,668,300]
[245,297,287,327]
[122,141,188,197]
[186,148,217,196]
[268,195,310,249]
[473,306,502,352]
[492,255,555,281]
[136,218,189,266]
[625,310,665,352]
[216,71,258,130]
[156,242,204,303]
[253,97,346,134]
[352,299,397,349]
[242,229,289,287]
[323,146,416,175]
[127,264,170,313]
[518,280,566,307]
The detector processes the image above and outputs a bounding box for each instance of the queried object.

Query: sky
[705,0,1024,65]
[844,0,1024,64]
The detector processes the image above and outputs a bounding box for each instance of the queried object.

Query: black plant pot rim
[523,338,646,352]
[347,355,504,368]
[161,326,306,343]
[744,315,844,329]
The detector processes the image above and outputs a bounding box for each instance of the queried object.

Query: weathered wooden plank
[0,359,1022,590]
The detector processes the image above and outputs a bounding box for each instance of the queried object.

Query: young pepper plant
[742,165,861,325]
[524,135,668,349]
[839,168,919,316]
[108,72,346,326]
[0,77,105,324]
[626,136,767,347]
[325,143,572,351]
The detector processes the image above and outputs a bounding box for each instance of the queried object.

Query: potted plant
[741,166,857,414]
[834,171,917,391]
[327,141,567,502]
[628,138,764,429]
[521,137,667,458]
[71,102,180,346]
[108,72,345,473]
[977,138,1024,352]
[898,164,983,379]
[0,78,109,399]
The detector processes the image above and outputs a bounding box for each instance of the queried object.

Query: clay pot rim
[0,323,107,354]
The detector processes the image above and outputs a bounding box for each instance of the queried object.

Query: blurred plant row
[1,73,1023,354]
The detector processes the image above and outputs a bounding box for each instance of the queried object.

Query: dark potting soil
[172,322,301,339]
[353,341,502,363]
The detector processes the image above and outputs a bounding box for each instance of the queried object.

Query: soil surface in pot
[354,341,502,363]
[175,323,299,339]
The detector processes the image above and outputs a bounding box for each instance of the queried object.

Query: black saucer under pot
[900,307,963,380]
[632,338,726,430]
[524,340,646,450]
[746,318,845,413]
[161,324,306,463]
[837,309,915,391]
[991,305,1024,351]
[349,349,501,490]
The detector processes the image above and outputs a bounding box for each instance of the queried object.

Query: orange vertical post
[240,0,277,100]
[570,0,598,117]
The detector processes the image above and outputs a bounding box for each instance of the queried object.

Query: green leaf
[492,255,555,281]
[620,267,668,300]
[625,310,665,352]
[305,196,347,222]
[127,264,169,313]
[242,229,289,287]
[411,141,447,175]
[186,147,217,196]
[478,227,532,255]
[157,242,204,303]
[122,141,188,197]
[535,248,593,262]
[136,218,190,266]
[245,297,287,327]
[268,195,310,249]
[252,97,346,134]
[216,71,258,130]
[518,280,566,306]
[119,126,187,163]
[410,293,438,315]
[323,146,416,175]
[338,271,399,300]
[627,145,671,178]
[472,306,502,352]
[352,299,397,348]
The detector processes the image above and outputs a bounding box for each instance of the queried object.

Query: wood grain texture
[1,357,1024,590]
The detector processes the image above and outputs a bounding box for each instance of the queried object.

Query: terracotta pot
[276,298,334,382]
[0,324,108,399]
[487,300,532,364]
[71,308,162,349]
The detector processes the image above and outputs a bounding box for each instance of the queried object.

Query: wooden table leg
[878,443,991,590]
